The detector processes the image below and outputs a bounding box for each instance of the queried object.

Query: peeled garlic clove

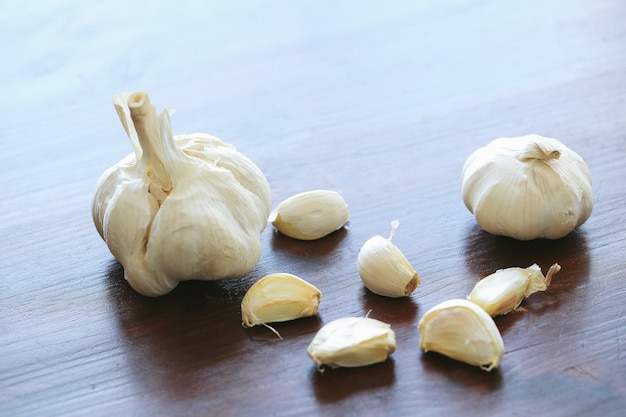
[307,317,396,371]
[357,220,420,297]
[418,299,504,371]
[241,273,321,334]
[461,134,593,240]
[468,263,561,316]
[270,190,349,240]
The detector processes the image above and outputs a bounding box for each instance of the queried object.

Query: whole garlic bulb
[92,92,272,296]
[461,134,593,240]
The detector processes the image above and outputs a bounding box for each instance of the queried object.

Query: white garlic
[418,299,504,371]
[241,273,321,338]
[461,134,593,240]
[357,220,420,297]
[92,92,272,296]
[468,263,561,317]
[270,190,349,240]
[307,317,396,371]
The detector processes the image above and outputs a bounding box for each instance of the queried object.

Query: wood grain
[1,1,626,416]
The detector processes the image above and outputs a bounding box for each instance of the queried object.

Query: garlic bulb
[307,317,396,371]
[92,92,272,296]
[461,134,593,240]
[468,263,561,316]
[241,273,321,337]
[418,299,504,371]
[357,220,420,297]
[270,190,349,240]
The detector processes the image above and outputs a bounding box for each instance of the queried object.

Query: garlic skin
[357,220,420,297]
[307,317,396,371]
[270,190,349,240]
[93,92,272,296]
[462,134,593,240]
[241,273,321,330]
[468,263,561,316]
[418,299,504,371]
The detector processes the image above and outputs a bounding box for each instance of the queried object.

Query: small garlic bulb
[307,317,396,371]
[418,299,504,371]
[461,134,593,240]
[357,220,420,297]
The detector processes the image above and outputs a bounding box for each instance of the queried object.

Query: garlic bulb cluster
[357,220,420,297]
[307,317,396,371]
[468,263,561,316]
[462,134,593,240]
[93,92,272,296]
[418,299,504,371]
[241,273,321,337]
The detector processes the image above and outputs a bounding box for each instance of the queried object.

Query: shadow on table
[310,358,396,403]
[269,227,348,258]
[360,287,419,325]
[104,260,254,398]
[419,350,503,391]
[462,223,590,285]
[461,223,591,333]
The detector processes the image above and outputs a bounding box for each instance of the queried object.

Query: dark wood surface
[2,1,626,416]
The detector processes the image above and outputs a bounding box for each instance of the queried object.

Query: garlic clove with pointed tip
[468,263,561,316]
[461,134,593,240]
[418,299,504,371]
[307,316,396,371]
[241,273,321,338]
[357,220,420,298]
[270,190,349,240]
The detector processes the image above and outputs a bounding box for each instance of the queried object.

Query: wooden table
[2,1,625,415]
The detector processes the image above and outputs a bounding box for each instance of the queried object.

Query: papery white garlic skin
[307,317,396,371]
[468,263,561,316]
[357,220,420,297]
[241,273,321,328]
[270,190,349,240]
[461,134,593,240]
[92,92,272,297]
[418,299,504,371]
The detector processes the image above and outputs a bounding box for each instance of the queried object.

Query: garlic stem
[518,140,561,162]
[128,92,172,194]
[388,219,400,240]
[544,262,562,286]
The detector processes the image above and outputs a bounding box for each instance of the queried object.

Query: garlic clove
[270,190,349,240]
[461,134,593,240]
[418,299,504,371]
[241,273,321,337]
[468,263,561,316]
[307,317,396,371]
[357,220,420,297]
